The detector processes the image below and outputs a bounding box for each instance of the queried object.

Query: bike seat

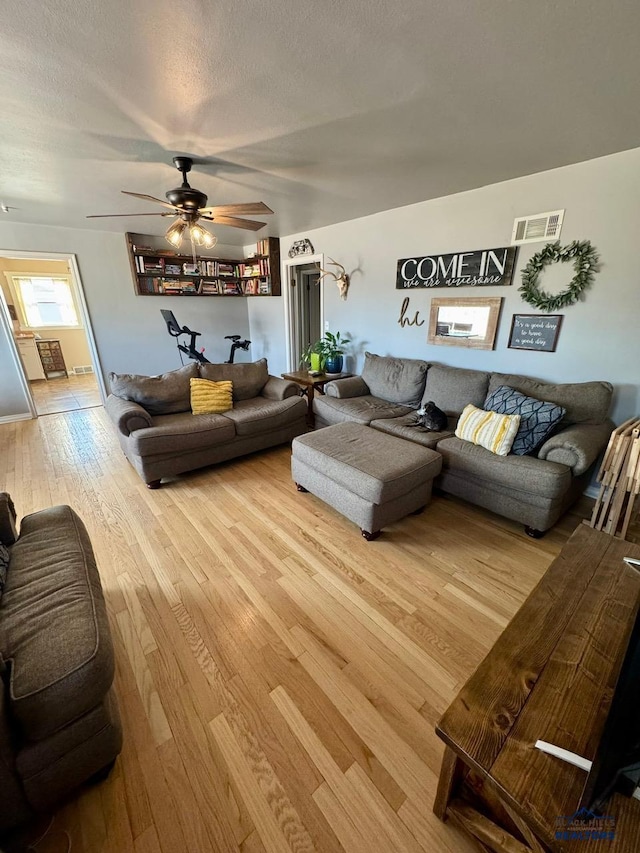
[225,335,242,341]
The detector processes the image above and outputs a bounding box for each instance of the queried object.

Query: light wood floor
[0,408,590,853]
[29,373,101,415]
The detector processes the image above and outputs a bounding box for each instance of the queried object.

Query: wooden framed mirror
[427,296,503,350]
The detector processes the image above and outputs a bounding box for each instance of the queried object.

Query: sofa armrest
[105,394,153,437]
[325,376,369,399]
[537,420,614,476]
[261,376,302,401]
[0,493,18,546]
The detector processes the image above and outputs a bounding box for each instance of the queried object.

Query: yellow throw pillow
[455,403,521,456]
[190,378,233,415]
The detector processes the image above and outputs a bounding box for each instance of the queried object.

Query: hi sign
[396,246,518,289]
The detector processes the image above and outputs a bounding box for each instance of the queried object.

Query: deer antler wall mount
[318,258,350,301]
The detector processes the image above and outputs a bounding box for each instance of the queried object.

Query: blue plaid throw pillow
[484,385,565,455]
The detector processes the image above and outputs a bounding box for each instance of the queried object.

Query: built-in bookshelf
[126,233,281,297]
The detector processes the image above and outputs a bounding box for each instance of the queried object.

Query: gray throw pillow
[361,353,428,407]
[486,373,612,425]
[200,359,269,401]
[109,363,198,415]
[484,385,565,455]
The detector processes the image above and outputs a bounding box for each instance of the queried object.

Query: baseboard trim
[0,412,33,424]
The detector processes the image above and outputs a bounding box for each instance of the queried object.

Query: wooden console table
[434,524,640,852]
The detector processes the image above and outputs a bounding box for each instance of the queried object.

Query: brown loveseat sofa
[105,359,307,488]
[313,354,614,535]
[0,494,121,834]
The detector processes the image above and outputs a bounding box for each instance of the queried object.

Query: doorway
[0,251,105,417]
[285,256,323,370]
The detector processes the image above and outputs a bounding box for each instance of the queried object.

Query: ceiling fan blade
[121,191,178,211]
[86,212,174,218]
[206,215,267,231]
[199,202,274,216]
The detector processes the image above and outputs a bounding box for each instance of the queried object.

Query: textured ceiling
[1,0,640,245]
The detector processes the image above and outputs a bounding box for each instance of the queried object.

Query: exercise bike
[161,310,251,364]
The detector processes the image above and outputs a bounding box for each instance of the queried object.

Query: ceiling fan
[87,156,274,252]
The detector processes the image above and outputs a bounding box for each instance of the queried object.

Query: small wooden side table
[281,370,352,427]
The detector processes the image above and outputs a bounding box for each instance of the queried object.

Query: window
[10,275,80,329]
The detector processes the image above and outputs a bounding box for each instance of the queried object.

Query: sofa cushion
[293,423,442,505]
[314,394,413,426]
[109,363,198,415]
[200,359,269,401]
[484,385,566,455]
[371,413,454,449]
[436,436,572,499]
[361,353,428,407]
[422,365,490,415]
[129,411,236,456]
[190,378,233,414]
[455,404,521,457]
[487,373,613,425]
[0,506,115,741]
[222,395,307,437]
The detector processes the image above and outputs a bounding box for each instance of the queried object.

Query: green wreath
[519,240,599,312]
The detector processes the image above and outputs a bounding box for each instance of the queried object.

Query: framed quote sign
[508,314,563,352]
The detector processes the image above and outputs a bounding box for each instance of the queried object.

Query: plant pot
[324,355,343,375]
[310,352,325,372]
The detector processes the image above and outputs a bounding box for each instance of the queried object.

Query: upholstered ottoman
[292,422,442,539]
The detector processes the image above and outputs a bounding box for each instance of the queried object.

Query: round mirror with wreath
[518,240,599,312]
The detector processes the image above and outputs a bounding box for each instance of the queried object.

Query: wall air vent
[72,365,94,374]
[511,209,565,245]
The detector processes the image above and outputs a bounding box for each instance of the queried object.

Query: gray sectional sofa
[106,359,307,487]
[314,353,614,534]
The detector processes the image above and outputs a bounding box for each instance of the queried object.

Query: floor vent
[511,209,565,245]
[72,365,94,375]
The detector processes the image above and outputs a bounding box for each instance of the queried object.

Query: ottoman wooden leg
[361,529,381,541]
[411,505,427,515]
[296,483,309,493]
[146,480,162,490]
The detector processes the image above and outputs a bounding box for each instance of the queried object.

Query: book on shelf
[139,276,162,294]
[218,263,237,277]
[223,281,242,295]
[243,280,258,295]
[258,280,271,295]
[256,238,273,256]
[200,282,220,295]
[165,263,182,276]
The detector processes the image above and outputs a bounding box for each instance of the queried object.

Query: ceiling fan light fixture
[165,219,186,248]
[189,222,216,248]
[201,229,217,249]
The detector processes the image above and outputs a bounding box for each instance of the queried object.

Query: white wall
[250,147,640,423]
[0,315,31,419]
[0,223,253,417]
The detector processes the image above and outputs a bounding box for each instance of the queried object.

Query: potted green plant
[300,341,326,373]
[320,331,350,375]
